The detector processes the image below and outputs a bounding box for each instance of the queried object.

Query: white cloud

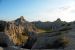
[37,0,75,22]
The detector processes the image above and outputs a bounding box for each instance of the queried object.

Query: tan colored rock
[0,16,37,48]
[5,22,28,46]
[4,16,36,46]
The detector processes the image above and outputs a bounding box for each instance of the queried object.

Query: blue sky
[0,0,75,22]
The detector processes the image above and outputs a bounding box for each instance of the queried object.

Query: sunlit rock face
[0,16,37,49]
[5,16,35,46]
[4,16,28,46]
[4,16,37,46]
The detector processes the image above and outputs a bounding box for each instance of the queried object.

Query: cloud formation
[37,0,75,22]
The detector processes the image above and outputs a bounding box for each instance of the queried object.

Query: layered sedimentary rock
[0,16,37,48]
[0,16,72,49]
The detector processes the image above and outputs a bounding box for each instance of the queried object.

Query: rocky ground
[0,16,75,50]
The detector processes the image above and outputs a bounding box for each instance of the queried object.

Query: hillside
[0,16,75,50]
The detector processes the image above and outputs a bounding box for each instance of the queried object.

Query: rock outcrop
[0,16,73,49]
[0,16,37,48]
[5,16,29,46]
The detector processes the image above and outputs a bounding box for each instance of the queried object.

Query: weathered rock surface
[0,16,37,48]
[32,32,65,49]
[4,16,28,46]
[0,16,75,49]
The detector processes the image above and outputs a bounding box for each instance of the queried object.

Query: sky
[0,0,75,22]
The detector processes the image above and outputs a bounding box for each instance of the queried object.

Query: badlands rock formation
[0,16,74,50]
[0,16,37,49]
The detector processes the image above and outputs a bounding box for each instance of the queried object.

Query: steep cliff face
[5,16,28,46]
[0,16,37,47]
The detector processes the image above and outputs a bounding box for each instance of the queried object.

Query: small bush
[45,37,69,49]
[53,37,69,48]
